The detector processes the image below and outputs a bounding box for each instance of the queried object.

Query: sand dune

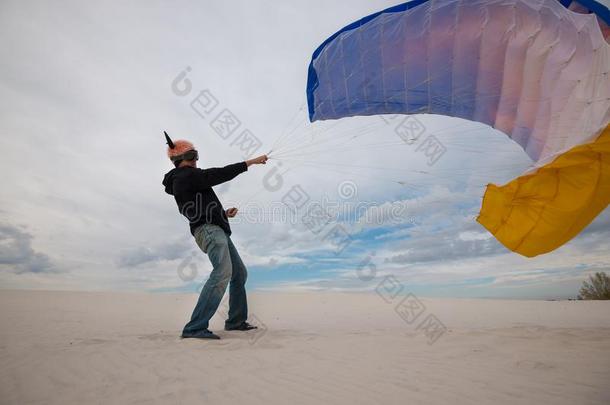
[1,290,609,404]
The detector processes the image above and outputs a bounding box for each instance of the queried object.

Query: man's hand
[226,207,238,218]
[246,155,268,167]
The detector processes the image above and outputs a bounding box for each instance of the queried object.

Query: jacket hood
[162,168,180,195]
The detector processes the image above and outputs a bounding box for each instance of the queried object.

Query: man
[162,132,268,340]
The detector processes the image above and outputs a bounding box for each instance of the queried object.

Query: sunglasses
[181,150,199,161]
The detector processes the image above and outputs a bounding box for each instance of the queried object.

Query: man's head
[165,131,199,168]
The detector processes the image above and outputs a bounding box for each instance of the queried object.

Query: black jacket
[162,162,248,235]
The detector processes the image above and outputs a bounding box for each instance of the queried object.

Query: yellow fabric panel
[477,124,610,257]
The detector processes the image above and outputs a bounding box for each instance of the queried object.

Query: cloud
[0,0,607,295]
[577,209,610,237]
[117,239,193,268]
[0,224,56,274]
[384,217,504,264]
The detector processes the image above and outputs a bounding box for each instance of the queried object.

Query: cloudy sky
[1,0,608,299]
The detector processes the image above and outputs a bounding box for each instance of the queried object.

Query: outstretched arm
[245,155,268,167]
[191,155,268,189]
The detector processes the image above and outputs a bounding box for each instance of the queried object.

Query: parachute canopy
[306,0,610,257]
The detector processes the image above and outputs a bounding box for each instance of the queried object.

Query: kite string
[267,100,308,153]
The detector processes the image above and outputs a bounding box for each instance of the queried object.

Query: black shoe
[181,329,221,340]
[225,321,258,331]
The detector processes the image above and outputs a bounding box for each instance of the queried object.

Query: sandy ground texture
[1,290,609,404]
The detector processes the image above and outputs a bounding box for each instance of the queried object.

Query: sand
[1,290,609,404]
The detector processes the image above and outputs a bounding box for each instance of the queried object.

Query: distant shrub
[578,272,610,300]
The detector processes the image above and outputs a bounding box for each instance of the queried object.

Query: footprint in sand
[515,360,556,370]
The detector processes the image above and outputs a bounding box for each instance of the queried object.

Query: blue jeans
[182,224,249,334]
